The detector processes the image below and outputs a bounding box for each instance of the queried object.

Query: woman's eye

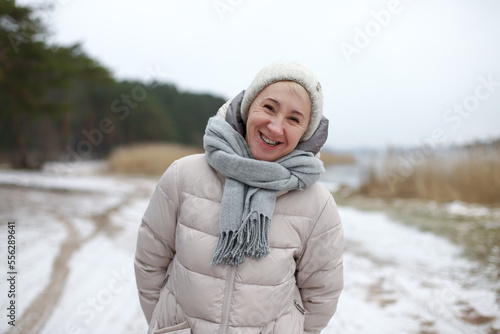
[264,104,274,111]
[289,117,299,123]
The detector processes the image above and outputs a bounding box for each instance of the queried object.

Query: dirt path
[7,210,78,334]
[3,180,152,334]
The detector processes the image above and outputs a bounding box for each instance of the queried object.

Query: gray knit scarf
[204,116,325,267]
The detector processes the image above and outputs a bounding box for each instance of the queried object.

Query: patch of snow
[0,168,134,195]
[445,200,492,217]
[325,207,500,334]
[42,160,109,176]
[42,234,147,334]
[0,201,67,332]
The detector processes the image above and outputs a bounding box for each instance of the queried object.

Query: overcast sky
[19,0,500,150]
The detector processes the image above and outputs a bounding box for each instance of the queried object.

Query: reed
[319,151,356,166]
[108,143,203,176]
[359,141,500,205]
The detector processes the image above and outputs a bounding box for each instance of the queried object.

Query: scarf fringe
[210,212,271,267]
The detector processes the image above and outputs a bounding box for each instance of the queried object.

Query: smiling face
[245,81,312,162]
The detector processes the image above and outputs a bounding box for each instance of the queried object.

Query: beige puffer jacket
[135,151,343,334]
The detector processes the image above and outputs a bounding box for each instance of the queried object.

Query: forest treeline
[0,1,226,168]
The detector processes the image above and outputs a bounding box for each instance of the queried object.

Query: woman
[135,62,343,334]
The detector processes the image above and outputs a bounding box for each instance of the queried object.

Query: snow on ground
[0,162,499,334]
[444,200,499,218]
[0,164,154,334]
[326,207,500,334]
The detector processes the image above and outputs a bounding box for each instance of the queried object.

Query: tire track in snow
[6,182,148,334]
[6,212,79,334]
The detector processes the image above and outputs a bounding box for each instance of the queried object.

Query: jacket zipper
[293,299,306,315]
[220,267,236,334]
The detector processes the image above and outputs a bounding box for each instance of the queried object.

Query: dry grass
[359,141,500,205]
[108,143,203,176]
[320,151,356,166]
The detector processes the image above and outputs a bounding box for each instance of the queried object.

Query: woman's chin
[252,147,285,162]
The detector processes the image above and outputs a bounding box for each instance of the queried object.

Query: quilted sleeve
[134,160,180,323]
[296,194,344,334]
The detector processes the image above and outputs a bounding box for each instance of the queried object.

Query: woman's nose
[268,116,284,136]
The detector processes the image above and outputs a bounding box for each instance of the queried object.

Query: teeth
[260,133,279,146]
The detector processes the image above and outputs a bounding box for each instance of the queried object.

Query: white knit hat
[240,62,323,141]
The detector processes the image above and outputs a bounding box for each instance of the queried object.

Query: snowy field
[0,162,499,334]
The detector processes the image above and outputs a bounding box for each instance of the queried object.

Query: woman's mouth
[260,133,280,147]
